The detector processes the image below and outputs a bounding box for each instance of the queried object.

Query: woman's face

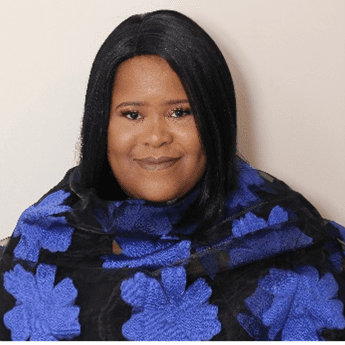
[107,55,207,202]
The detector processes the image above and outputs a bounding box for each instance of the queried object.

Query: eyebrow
[115,99,189,110]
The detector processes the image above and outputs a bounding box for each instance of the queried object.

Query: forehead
[112,55,187,101]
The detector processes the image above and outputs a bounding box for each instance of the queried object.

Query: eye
[122,111,142,120]
[171,108,192,118]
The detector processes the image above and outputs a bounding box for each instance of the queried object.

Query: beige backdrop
[1,0,344,238]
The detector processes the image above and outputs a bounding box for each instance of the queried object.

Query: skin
[107,54,207,203]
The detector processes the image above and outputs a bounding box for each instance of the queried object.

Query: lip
[136,157,180,172]
[137,156,178,164]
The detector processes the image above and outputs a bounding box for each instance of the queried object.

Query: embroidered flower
[324,241,343,272]
[120,266,221,340]
[103,239,191,269]
[224,160,266,211]
[93,188,200,237]
[13,190,74,262]
[3,263,81,341]
[227,206,312,269]
[237,266,345,340]
[194,208,311,277]
[232,205,288,238]
[229,225,313,268]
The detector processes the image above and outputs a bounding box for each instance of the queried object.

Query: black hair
[78,9,249,240]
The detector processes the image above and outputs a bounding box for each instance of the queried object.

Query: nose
[143,115,173,148]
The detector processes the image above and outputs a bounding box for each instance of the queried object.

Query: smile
[136,158,180,172]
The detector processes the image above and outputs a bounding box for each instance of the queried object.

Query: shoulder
[2,167,78,263]
[203,159,345,272]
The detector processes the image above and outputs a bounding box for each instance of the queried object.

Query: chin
[134,185,185,203]
[141,193,179,203]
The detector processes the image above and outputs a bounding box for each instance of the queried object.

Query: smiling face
[107,55,207,203]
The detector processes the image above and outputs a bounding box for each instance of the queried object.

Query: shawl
[1,158,345,341]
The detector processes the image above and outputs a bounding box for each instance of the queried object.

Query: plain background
[1,0,344,238]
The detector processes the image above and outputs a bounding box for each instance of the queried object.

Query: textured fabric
[120,266,221,340]
[0,157,345,340]
[102,240,191,269]
[237,266,345,340]
[3,263,80,340]
[13,190,74,262]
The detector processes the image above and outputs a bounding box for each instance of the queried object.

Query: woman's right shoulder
[0,167,78,262]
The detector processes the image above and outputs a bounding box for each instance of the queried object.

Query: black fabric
[1,159,345,340]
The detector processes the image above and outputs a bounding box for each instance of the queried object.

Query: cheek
[187,129,205,158]
[107,127,132,185]
[107,123,128,158]
[180,131,206,175]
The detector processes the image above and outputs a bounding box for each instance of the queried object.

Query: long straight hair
[78,9,247,240]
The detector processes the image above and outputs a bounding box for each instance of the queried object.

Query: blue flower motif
[232,205,288,238]
[194,207,311,276]
[93,199,144,234]
[103,239,191,269]
[3,263,81,341]
[93,177,201,237]
[232,212,267,237]
[225,162,265,211]
[324,240,343,272]
[229,226,313,268]
[120,266,221,340]
[93,188,200,237]
[13,190,75,262]
[237,266,345,340]
[94,198,177,237]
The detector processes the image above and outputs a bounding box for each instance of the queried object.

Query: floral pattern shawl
[0,158,345,341]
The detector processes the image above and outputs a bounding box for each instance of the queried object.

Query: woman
[0,9,345,341]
